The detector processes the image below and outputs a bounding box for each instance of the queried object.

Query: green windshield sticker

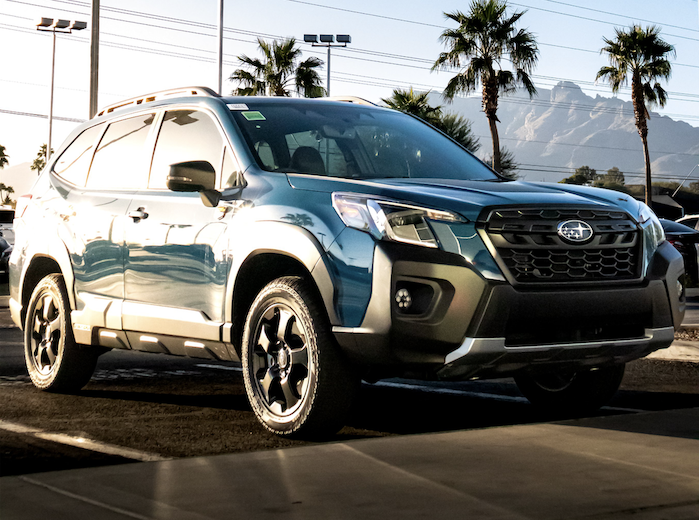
[242,111,266,121]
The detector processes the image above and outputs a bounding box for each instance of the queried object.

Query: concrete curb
[0,295,8,309]
[648,341,699,363]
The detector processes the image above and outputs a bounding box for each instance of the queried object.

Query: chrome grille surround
[481,207,642,285]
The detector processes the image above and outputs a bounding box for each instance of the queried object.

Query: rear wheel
[514,364,625,414]
[24,274,99,392]
[242,276,358,438]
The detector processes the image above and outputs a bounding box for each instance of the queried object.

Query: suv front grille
[484,208,641,284]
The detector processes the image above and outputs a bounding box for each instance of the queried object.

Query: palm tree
[382,88,443,126]
[381,88,480,153]
[432,0,538,173]
[596,25,675,206]
[230,38,325,97]
[30,144,52,172]
[0,145,8,169]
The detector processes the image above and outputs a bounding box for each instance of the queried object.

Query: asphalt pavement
[1,291,698,519]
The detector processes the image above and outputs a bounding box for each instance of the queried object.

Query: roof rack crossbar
[96,86,220,117]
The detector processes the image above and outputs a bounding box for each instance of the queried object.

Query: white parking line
[0,420,171,462]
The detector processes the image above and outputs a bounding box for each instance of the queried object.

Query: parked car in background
[660,218,699,286]
[0,206,14,245]
[0,236,12,282]
[676,214,699,230]
[8,87,686,438]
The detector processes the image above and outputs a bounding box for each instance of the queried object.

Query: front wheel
[242,276,358,438]
[24,274,99,392]
[514,364,625,414]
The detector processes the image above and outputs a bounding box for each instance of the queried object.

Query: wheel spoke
[47,316,61,336]
[33,315,44,335]
[45,344,57,367]
[42,294,54,322]
[289,345,309,371]
[259,366,280,403]
[277,309,294,344]
[280,376,300,410]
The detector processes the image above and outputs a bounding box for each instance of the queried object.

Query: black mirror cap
[167,161,216,192]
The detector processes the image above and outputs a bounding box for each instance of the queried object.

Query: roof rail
[325,96,376,106]
[96,86,220,117]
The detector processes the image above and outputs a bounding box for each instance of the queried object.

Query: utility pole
[217,0,224,95]
[89,0,100,118]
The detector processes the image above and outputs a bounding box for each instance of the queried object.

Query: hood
[287,175,641,221]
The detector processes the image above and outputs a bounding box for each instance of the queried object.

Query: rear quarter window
[87,113,155,190]
[52,124,105,186]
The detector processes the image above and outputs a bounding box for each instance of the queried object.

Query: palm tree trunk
[631,76,652,206]
[642,133,652,207]
[483,79,501,173]
[488,115,501,173]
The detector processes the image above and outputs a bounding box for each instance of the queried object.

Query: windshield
[229,102,498,182]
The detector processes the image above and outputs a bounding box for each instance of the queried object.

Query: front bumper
[333,240,685,380]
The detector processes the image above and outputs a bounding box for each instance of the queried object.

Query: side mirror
[167,161,216,192]
[167,160,221,207]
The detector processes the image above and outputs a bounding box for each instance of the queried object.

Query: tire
[241,276,358,438]
[514,364,625,414]
[24,274,98,392]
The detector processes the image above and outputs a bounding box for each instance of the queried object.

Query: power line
[541,0,698,33]
[0,108,85,123]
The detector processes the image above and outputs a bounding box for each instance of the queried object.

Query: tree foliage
[230,38,325,97]
[381,88,481,153]
[484,147,519,179]
[596,25,675,206]
[561,165,597,185]
[0,183,14,205]
[432,0,538,173]
[0,145,8,169]
[30,144,53,172]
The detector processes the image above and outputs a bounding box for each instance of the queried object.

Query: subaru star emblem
[557,220,594,243]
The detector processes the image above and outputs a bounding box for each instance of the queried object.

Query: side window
[53,124,105,187]
[149,110,224,189]
[87,114,155,190]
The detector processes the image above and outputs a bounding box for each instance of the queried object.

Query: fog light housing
[395,288,412,309]
[677,278,685,300]
[394,281,435,315]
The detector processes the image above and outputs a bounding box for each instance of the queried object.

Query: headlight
[332,193,466,248]
[637,201,665,248]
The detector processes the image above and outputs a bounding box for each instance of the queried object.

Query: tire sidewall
[242,279,320,435]
[24,276,69,390]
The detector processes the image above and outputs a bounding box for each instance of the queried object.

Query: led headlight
[637,201,665,249]
[332,193,466,248]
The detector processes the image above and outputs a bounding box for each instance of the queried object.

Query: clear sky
[1,0,698,167]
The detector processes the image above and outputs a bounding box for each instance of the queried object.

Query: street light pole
[36,18,87,164]
[303,34,351,97]
[89,0,100,119]
[48,29,56,164]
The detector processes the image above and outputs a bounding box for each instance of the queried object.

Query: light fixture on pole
[36,17,87,165]
[303,34,351,97]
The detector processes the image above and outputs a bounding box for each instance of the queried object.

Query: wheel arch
[19,252,74,328]
[225,222,338,351]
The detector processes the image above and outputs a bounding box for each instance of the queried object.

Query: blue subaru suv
[9,87,685,437]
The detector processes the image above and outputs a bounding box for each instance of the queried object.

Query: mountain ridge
[429,82,699,184]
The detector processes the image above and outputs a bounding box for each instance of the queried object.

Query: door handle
[128,207,149,222]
